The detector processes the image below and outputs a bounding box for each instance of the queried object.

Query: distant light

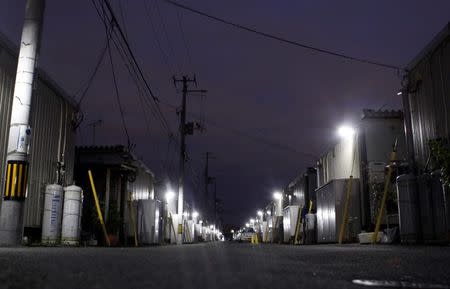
[257,210,263,217]
[245,223,250,228]
[273,192,282,200]
[266,210,271,216]
[165,190,175,202]
[337,125,356,139]
[249,218,255,224]
[397,91,402,96]
[192,211,199,218]
[199,220,203,224]
[183,211,189,218]
[231,229,235,233]
[210,225,214,229]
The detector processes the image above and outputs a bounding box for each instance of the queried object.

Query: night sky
[1,0,449,226]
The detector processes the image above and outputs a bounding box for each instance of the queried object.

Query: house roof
[76,145,155,177]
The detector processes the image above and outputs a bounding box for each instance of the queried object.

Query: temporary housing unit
[284,167,317,210]
[403,22,450,243]
[74,145,156,245]
[315,109,406,242]
[0,32,77,240]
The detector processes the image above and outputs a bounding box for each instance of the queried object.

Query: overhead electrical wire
[175,8,193,71]
[162,0,402,71]
[90,0,178,178]
[153,0,182,74]
[91,0,174,137]
[160,100,318,160]
[106,29,132,148]
[142,0,176,75]
[75,27,112,108]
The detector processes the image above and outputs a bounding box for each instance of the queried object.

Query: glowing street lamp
[273,191,282,200]
[192,211,199,218]
[165,190,175,202]
[245,223,250,228]
[257,210,263,217]
[337,125,355,139]
[266,210,271,216]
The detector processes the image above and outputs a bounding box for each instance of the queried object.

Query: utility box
[283,205,300,243]
[316,178,361,243]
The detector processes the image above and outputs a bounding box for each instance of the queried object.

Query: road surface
[0,242,449,289]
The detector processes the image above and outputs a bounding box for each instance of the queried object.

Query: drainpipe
[0,0,46,245]
[401,75,416,175]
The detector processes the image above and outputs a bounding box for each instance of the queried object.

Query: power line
[92,0,174,136]
[75,26,112,108]
[175,8,193,71]
[153,0,182,74]
[162,0,402,71]
[159,100,318,160]
[142,0,176,76]
[105,20,131,148]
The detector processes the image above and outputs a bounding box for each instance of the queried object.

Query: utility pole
[173,76,206,244]
[0,0,46,245]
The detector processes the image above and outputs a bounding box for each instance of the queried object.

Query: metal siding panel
[0,52,15,209]
[408,35,450,172]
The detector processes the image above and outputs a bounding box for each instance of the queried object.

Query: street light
[273,191,282,200]
[249,218,255,224]
[183,211,189,218]
[337,125,355,139]
[245,223,250,228]
[165,190,175,202]
[192,211,199,218]
[266,210,271,216]
[257,210,263,217]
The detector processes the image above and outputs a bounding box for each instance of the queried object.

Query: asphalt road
[0,242,449,289]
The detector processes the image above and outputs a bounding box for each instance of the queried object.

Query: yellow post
[339,176,354,244]
[128,193,138,247]
[264,223,269,243]
[308,200,313,214]
[294,206,302,245]
[372,144,397,244]
[88,170,111,247]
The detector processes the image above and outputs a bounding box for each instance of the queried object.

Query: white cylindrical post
[0,0,46,246]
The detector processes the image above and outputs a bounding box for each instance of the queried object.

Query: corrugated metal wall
[129,165,154,200]
[407,24,450,172]
[317,137,361,187]
[0,35,76,227]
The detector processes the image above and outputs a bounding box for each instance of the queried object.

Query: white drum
[61,185,83,246]
[41,184,64,245]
